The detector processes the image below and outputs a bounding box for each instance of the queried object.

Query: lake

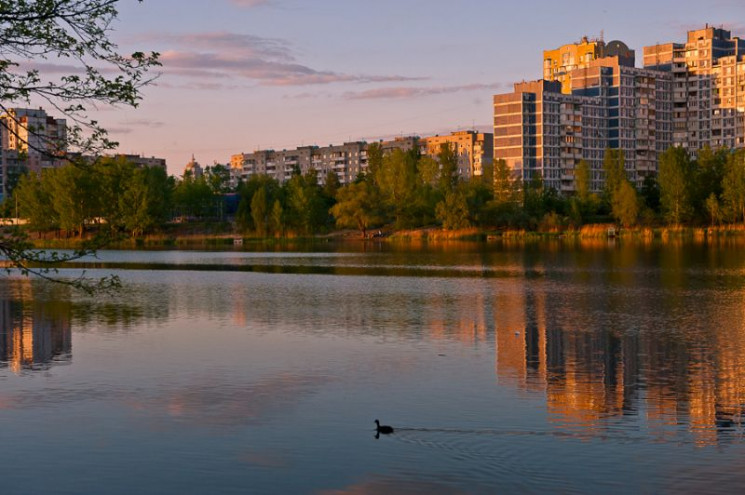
[1,238,745,494]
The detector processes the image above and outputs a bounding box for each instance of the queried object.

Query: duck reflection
[0,296,72,373]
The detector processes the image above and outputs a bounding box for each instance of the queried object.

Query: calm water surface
[1,240,745,494]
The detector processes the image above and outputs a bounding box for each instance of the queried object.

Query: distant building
[496,36,673,192]
[116,154,167,170]
[229,137,416,187]
[184,155,203,178]
[229,132,496,187]
[644,26,745,151]
[419,130,493,179]
[494,80,607,193]
[0,107,67,199]
[544,36,635,94]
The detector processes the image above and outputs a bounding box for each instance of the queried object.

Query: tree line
[7,144,745,239]
[5,157,234,238]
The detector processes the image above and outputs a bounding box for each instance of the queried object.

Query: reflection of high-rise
[0,296,72,373]
[492,248,745,445]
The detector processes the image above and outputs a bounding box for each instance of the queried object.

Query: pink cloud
[343,83,506,100]
[145,31,421,87]
[230,0,273,7]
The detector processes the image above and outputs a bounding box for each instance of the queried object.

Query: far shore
[17,223,745,251]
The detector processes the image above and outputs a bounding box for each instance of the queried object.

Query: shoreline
[19,224,745,250]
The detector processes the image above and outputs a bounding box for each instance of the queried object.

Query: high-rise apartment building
[570,57,673,186]
[494,80,607,193]
[1,108,66,172]
[0,108,66,199]
[544,37,636,94]
[644,26,745,151]
[496,37,673,192]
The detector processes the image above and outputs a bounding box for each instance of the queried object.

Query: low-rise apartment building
[230,132,494,187]
[419,131,493,179]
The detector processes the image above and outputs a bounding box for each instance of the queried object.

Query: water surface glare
[1,242,745,494]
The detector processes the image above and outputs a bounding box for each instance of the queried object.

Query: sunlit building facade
[644,25,745,152]
[543,36,636,94]
[494,80,607,193]
[419,130,494,179]
[0,107,67,199]
[495,37,673,192]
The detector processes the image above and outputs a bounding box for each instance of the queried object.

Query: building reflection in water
[485,257,745,447]
[0,287,72,373]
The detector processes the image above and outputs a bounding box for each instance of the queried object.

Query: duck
[375,419,394,434]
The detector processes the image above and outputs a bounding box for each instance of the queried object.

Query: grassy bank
[19,223,745,251]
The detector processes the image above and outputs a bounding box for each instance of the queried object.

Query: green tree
[365,142,384,183]
[172,175,215,219]
[523,171,545,224]
[417,155,440,187]
[205,163,232,194]
[251,186,269,236]
[120,165,171,237]
[705,193,722,226]
[574,159,592,203]
[235,175,280,232]
[94,156,134,231]
[437,143,459,194]
[640,174,661,213]
[286,169,326,235]
[722,150,745,223]
[603,149,627,203]
[331,181,384,238]
[270,199,284,237]
[436,187,470,230]
[613,180,640,227]
[658,146,694,225]
[693,146,727,215]
[375,148,419,227]
[14,171,58,231]
[0,1,158,291]
[48,165,99,237]
[493,159,518,205]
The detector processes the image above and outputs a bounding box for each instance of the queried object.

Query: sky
[87,0,745,176]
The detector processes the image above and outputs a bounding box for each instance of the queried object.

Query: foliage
[172,175,217,219]
[204,163,232,194]
[436,187,470,230]
[658,146,694,225]
[705,193,722,226]
[0,0,158,292]
[13,159,172,237]
[0,0,159,155]
[493,159,518,205]
[722,150,745,223]
[14,171,58,230]
[603,149,627,203]
[331,181,384,238]
[285,169,328,235]
[640,174,660,213]
[236,174,280,232]
[574,160,592,203]
[437,143,459,194]
[612,180,640,227]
